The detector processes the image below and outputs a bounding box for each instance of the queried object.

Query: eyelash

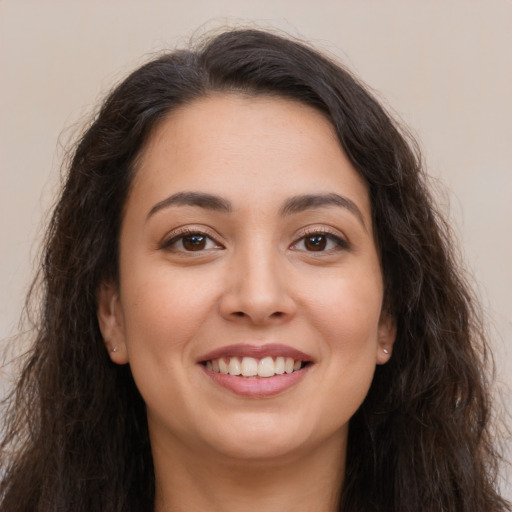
[160,228,349,254]
[160,228,223,253]
[291,229,349,253]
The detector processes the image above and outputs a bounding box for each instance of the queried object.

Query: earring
[111,347,118,353]
[383,348,389,354]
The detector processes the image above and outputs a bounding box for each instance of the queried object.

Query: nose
[219,245,296,325]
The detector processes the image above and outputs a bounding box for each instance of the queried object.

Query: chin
[199,412,325,463]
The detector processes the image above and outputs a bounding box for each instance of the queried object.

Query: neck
[152,431,346,512]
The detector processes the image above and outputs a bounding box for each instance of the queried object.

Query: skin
[97,94,396,512]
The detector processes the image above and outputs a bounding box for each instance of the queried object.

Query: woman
[0,28,509,511]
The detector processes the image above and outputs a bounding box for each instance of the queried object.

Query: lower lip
[202,366,311,397]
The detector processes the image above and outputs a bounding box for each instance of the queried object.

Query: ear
[376,312,396,365]
[97,281,129,365]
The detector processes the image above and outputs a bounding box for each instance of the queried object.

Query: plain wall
[1,0,511,498]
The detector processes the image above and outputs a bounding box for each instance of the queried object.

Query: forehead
[130,93,370,219]
[141,93,340,162]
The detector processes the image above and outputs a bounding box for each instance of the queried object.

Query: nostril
[271,311,284,318]
[234,311,245,317]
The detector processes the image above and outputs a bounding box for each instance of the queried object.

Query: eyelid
[159,225,224,251]
[290,226,350,251]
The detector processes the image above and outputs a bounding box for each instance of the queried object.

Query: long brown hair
[1,28,509,511]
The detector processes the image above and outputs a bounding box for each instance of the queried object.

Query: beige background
[1,0,511,497]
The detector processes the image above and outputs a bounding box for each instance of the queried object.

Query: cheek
[303,267,383,347]
[118,268,220,422]
[300,266,383,404]
[120,265,221,357]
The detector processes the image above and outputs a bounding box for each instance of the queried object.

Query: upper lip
[197,344,314,363]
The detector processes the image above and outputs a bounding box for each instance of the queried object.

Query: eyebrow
[280,193,366,229]
[147,191,232,220]
[147,191,366,229]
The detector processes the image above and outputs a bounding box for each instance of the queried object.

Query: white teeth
[241,357,258,377]
[228,357,241,376]
[274,356,285,374]
[206,355,306,377]
[258,356,275,377]
[219,358,229,374]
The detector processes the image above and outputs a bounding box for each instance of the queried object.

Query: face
[98,94,395,466]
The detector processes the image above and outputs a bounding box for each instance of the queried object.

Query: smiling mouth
[203,356,310,378]
[199,347,314,397]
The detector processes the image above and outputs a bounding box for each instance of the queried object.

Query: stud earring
[383,348,389,354]
[111,347,118,353]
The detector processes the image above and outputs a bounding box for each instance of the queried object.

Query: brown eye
[304,234,327,251]
[162,231,222,253]
[181,234,207,251]
[291,232,348,253]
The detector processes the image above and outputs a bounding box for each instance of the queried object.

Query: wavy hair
[1,28,509,511]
